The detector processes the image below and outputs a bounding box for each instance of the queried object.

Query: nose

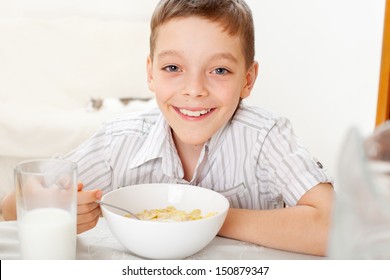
[182,72,208,97]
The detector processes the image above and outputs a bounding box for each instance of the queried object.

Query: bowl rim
[100,183,230,224]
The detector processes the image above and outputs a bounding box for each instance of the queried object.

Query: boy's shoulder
[233,103,284,132]
[103,107,161,136]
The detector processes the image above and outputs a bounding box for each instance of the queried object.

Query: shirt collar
[204,118,231,154]
[128,113,184,178]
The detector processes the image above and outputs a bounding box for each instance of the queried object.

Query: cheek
[155,77,183,97]
[154,86,173,104]
[217,85,242,103]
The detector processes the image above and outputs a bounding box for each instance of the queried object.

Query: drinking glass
[15,159,78,259]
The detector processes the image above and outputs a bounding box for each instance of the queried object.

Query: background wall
[245,0,385,180]
[0,0,386,185]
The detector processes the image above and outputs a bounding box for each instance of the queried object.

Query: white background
[246,0,385,181]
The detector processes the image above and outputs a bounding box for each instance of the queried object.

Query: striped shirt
[64,103,333,209]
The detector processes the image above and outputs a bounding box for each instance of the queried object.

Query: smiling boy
[1,0,334,256]
[148,15,256,182]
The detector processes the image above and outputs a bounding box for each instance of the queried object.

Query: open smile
[174,107,215,119]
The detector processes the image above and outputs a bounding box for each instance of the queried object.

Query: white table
[0,218,323,260]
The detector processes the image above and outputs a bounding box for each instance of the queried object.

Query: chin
[181,136,209,146]
[173,130,211,146]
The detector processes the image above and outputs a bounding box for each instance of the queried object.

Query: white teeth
[179,108,211,117]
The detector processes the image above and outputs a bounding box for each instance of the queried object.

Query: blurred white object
[328,122,390,259]
[101,183,229,259]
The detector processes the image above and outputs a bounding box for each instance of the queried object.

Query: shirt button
[316,161,323,169]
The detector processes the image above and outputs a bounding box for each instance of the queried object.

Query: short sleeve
[257,117,333,206]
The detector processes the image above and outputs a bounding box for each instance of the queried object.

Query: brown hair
[150,0,255,69]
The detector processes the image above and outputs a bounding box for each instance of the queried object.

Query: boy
[2,0,334,256]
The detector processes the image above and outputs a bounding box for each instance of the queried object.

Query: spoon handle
[97,201,140,220]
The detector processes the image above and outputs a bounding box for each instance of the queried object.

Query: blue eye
[213,68,229,75]
[164,65,180,72]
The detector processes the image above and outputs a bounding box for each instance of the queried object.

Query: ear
[240,61,259,99]
[146,55,155,92]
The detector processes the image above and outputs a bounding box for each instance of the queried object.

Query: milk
[18,208,76,259]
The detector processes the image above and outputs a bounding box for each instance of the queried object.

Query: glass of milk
[15,159,77,259]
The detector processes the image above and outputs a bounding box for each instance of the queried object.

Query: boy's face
[147,17,258,146]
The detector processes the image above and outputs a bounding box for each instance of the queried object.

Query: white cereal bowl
[100,183,229,259]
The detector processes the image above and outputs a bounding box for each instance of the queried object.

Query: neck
[172,132,204,182]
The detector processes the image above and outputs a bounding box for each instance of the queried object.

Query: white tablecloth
[0,218,323,260]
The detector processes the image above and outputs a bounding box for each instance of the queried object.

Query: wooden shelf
[376,0,390,126]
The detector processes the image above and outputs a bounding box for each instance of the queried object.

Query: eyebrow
[157,50,183,60]
[157,50,238,64]
[208,53,238,64]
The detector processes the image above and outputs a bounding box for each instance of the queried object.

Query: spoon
[97,201,140,220]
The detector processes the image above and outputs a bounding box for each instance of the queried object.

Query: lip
[173,106,215,120]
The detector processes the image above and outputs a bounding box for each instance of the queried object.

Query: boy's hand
[77,183,102,234]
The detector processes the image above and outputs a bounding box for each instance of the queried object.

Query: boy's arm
[1,192,17,220]
[218,182,334,256]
